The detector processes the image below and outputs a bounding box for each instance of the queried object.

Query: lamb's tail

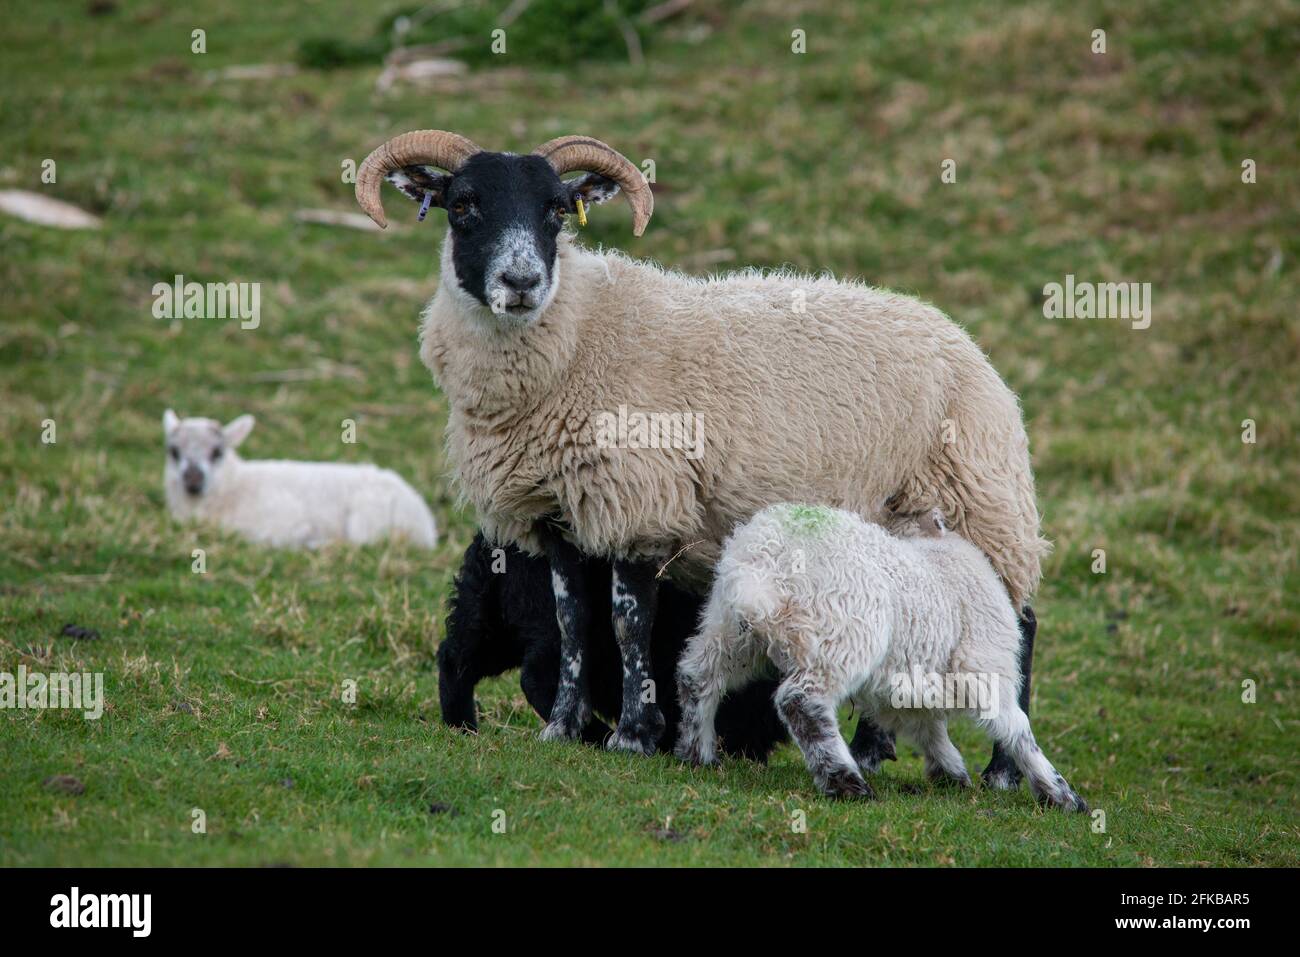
[727,564,784,627]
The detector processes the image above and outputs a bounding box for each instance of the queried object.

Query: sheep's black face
[444,154,567,318]
[386,152,621,324]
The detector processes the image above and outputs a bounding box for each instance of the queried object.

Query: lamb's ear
[163,409,179,434]
[223,414,255,449]
[923,509,947,538]
[385,166,452,207]
[565,172,621,208]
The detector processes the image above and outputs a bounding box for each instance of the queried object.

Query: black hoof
[1034,782,1090,814]
[540,704,589,742]
[580,719,614,746]
[674,742,718,766]
[821,767,875,800]
[607,708,665,756]
[981,759,1023,791]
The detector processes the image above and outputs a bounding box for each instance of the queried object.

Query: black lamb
[438,532,787,760]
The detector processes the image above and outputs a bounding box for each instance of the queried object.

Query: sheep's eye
[552,202,568,217]
[211,447,223,462]
[451,201,470,216]
[168,446,180,461]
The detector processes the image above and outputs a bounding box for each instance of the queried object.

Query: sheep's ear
[565,172,621,208]
[163,409,179,433]
[385,166,452,207]
[223,414,255,449]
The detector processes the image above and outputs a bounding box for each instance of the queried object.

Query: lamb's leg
[437,534,505,732]
[437,614,488,732]
[538,530,592,742]
[848,718,897,774]
[983,696,1088,813]
[775,677,873,800]
[981,605,1035,789]
[713,676,788,763]
[915,718,972,787]
[606,558,666,755]
[675,601,756,766]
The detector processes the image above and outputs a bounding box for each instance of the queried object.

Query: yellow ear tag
[575,197,588,227]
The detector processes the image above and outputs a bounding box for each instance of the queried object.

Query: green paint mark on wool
[776,503,840,536]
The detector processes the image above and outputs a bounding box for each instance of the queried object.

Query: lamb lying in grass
[162,409,437,549]
[675,504,1087,811]
[438,531,787,760]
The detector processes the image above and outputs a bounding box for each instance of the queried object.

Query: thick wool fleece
[167,454,438,549]
[421,232,1046,605]
[673,504,1085,810]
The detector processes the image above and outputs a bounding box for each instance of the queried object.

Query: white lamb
[162,410,438,550]
[674,503,1087,811]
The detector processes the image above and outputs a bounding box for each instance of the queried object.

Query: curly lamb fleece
[673,503,1086,811]
[420,233,1047,608]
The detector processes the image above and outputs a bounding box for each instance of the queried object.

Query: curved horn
[354,130,481,229]
[532,135,653,237]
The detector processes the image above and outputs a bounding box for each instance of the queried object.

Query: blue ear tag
[417,191,433,222]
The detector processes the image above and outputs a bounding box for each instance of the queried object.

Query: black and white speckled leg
[984,707,1088,813]
[776,678,873,800]
[538,529,592,742]
[606,558,666,755]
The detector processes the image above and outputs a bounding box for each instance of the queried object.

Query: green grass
[1,0,1296,866]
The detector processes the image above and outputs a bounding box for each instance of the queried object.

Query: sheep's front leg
[606,559,666,755]
[538,531,592,742]
[521,641,612,745]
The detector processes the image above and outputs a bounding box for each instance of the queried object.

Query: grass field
[1,0,1296,866]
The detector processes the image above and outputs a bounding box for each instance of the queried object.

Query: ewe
[674,504,1086,811]
[355,130,1045,783]
[162,410,437,549]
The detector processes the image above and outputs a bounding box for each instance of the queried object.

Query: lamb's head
[877,503,950,540]
[162,409,253,500]
[354,131,652,325]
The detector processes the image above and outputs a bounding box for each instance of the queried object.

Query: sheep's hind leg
[983,701,1088,813]
[538,529,593,743]
[776,678,873,800]
[675,609,758,766]
[606,559,666,755]
[981,605,1035,790]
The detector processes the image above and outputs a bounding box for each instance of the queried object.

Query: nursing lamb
[674,503,1087,812]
